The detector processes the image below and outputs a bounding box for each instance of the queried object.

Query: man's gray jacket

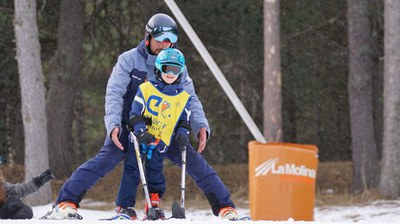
[4,179,39,198]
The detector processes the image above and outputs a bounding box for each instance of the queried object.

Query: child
[0,169,55,219]
[128,48,238,220]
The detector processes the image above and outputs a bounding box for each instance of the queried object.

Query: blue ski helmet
[155,48,185,77]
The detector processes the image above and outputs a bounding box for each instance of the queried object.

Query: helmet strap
[155,69,165,83]
[145,35,155,55]
[145,35,150,46]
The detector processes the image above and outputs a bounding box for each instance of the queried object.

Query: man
[45,13,210,220]
[0,169,55,219]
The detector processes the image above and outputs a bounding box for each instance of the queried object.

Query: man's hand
[197,127,207,153]
[111,127,124,150]
[33,169,56,188]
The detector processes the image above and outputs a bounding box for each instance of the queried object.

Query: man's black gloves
[175,127,190,148]
[33,169,56,188]
[137,132,156,145]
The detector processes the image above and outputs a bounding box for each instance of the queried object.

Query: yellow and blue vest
[139,82,190,146]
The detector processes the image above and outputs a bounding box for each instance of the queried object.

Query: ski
[237,216,252,221]
[99,214,132,221]
[39,211,52,220]
[165,216,250,221]
[40,210,83,220]
[100,215,250,221]
[101,212,166,221]
[99,208,251,221]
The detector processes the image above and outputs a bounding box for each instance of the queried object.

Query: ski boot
[218,206,238,221]
[143,193,165,220]
[112,206,138,220]
[41,202,82,220]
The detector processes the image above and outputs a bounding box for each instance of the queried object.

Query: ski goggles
[152,27,178,43]
[161,64,183,76]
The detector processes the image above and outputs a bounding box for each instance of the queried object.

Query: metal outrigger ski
[130,132,157,220]
[171,146,187,219]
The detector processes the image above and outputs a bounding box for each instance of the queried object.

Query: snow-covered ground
[1,200,400,223]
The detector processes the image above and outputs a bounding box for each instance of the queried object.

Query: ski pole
[180,146,187,210]
[171,145,187,219]
[130,131,157,220]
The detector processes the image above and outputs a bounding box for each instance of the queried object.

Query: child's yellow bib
[139,82,190,146]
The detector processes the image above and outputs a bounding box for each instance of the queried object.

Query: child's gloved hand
[33,169,56,188]
[136,132,156,145]
[175,127,190,148]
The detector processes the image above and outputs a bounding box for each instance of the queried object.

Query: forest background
[2,0,398,206]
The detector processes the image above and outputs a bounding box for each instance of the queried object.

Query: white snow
[1,200,400,223]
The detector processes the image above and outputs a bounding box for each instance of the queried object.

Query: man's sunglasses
[152,27,178,43]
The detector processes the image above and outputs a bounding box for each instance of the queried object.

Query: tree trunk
[5,102,16,167]
[46,0,85,177]
[14,0,51,205]
[380,0,400,198]
[73,91,89,164]
[263,0,282,142]
[347,0,380,194]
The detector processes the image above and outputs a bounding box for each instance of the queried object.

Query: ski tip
[238,216,252,221]
[100,214,132,221]
[39,211,52,220]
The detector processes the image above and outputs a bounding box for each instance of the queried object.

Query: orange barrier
[248,141,318,221]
